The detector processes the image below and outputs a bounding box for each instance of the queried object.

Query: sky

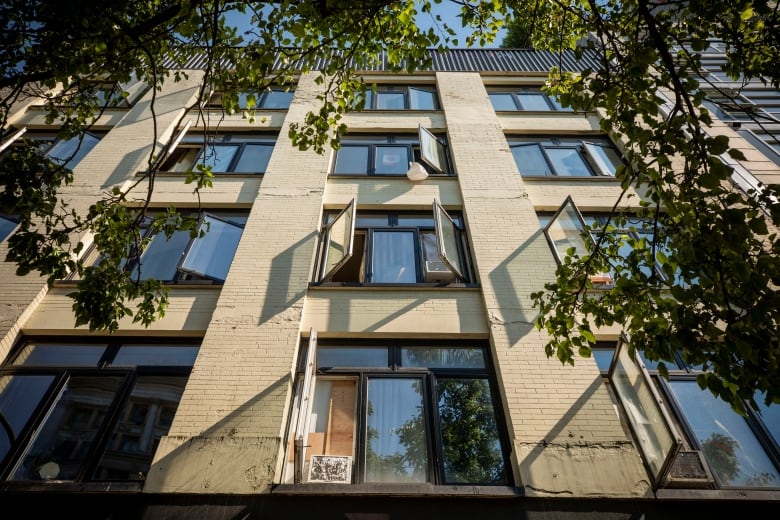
[224,2,507,49]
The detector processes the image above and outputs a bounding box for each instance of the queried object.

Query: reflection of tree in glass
[365,382,426,482]
[393,378,506,484]
[701,432,739,484]
[435,378,506,484]
[701,432,779,487]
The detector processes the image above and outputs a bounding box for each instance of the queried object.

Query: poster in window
[307,455,352,483]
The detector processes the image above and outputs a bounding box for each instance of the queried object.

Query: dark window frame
[208,87,295,111]
[0,338,199,485]
[314,202,475,286]
[289,339,512,486]
[488,87,574,112]
[508,136,624,178]
[332,131,451,177]
[359,84,440,111]
[128,210,248,284]
[160,134,276,175]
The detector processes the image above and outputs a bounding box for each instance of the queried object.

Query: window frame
[314,200,474,286]
[159,133,276,175]
[0,214,19,243]
[606,337,780,491]
[488,87,574,112]
[74,209,249,284]
[508,136,623,178]
[332,130,452,177]
[208,87,295,111]
[0,338,199,485]
[287,337,512,486]
[360,84,440,111]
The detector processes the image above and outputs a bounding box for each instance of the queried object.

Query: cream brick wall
[0,72,205,359]
[437,71,650,498]
[145,72,331,494]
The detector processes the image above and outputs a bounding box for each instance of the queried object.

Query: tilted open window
[357,84,439,111]
[508,136,623,177]
[316,199,472,285]
[605,337,780,490]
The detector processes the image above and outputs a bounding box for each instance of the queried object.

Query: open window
[285,337,510,485]
[608,337,682,487]
[418,126,448,175]
[542,195,593,265]
[359,84,439,110]
[177,213,245,282]
[508,137,623,177]
[605,337,780,489]
[160,132,276,174]
[316,201,472,285]
[118,210,248,283]
[332,133,451,176]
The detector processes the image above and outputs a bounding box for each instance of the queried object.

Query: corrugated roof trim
[161,48,600,74]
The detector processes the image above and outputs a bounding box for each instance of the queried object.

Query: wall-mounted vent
[664,450,714,489]
[424,260,455,282]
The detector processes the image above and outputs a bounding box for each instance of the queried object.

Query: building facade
[0,48,778,518]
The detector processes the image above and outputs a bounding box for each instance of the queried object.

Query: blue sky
[225,2,506,48]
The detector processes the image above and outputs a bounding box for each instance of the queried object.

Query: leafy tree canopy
[1,0,779,414]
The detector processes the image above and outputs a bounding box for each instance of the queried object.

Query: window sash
[608,338,681,487]
[177,213,245,282]
[433,200,465,280]
[418,126,448,174]
[320,199,357,281]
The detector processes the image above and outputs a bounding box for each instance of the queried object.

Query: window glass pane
[584,143,621,176]
[46,132,100,169]
[111,346,200,367]
[409,88,436,110]
[308,378,357,464]
[437,378,506,484]
[545,200,590,262]
[420,231,439,264]
[489,93,517,111]
[261,90,294,109]
[517,92,551,111]
[233,143,273,173]
[511,144,551,176]
[546,147,592,176]
[0,375,55,465]
[334,146,369,174]
[10,375,125,481]
[401,347,485,369]
[434,203,465,279]
[755,396,780,446]
[195,144,239,173]
[92,375,187,481]
[395,215,435,227]
[12,344,107,366]
[419,127,448,174]
[1,215,18,241]
[237,92,258,108]
[669,381,780,487]
[610,346,676,480]
[178,214,244,282]
[321,201,356,280]
[365,378,428,482]
[374,146,409,174]
[317,347,388,368]
[376,92,406,110]
[592,349,614,372]
[371,231,417,283]
[548,94,573,111]
[133,229,192,281]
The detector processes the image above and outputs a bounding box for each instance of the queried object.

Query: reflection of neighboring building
[0,47,778,517]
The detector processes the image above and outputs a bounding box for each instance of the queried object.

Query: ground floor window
[285,336,510,486]
[0,339,199,483]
